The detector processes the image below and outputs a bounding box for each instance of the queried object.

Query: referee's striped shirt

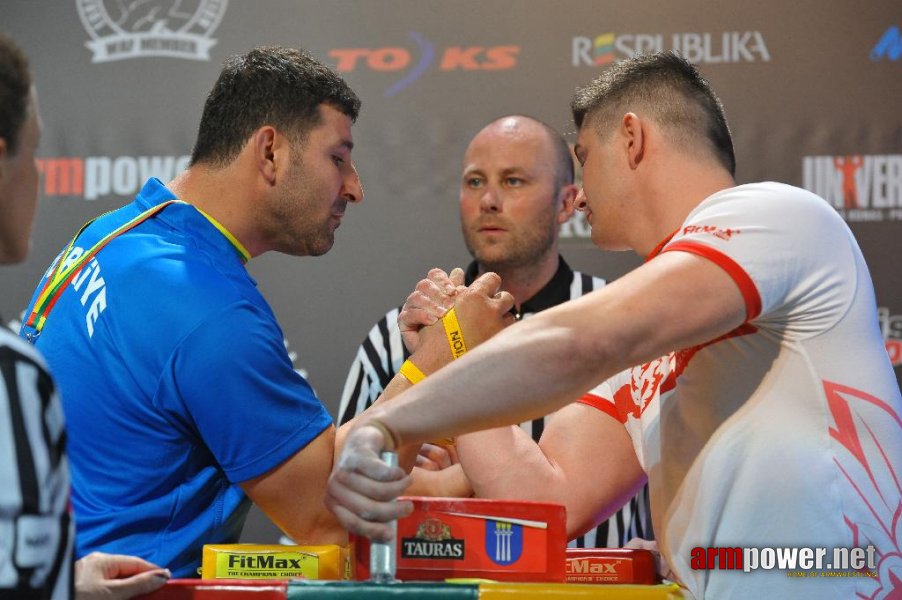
[0,326,73,599]
[337,258,653,548]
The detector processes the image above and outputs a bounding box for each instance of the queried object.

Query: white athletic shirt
[580,183,902,599]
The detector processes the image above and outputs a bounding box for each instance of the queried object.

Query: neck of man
[168,164,264,259]
[477,246,560,310]
[633,159,737,258]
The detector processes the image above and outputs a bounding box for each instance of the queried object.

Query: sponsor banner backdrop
[2,1,900,542]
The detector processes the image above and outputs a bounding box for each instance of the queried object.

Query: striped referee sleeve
[337,306,408,425]
[0,330,74,599]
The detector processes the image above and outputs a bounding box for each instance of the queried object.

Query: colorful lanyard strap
[23,200,251,340]
[24,200,181,338]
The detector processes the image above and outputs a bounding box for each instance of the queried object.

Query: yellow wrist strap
[442,307,468,359]
[397,360,451,446]
[399,359,426,384]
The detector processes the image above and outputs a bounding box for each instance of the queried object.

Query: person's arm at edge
[75,552,169,600]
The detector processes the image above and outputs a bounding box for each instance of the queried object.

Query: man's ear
[621,112,645,170]
[252,126,278,185]
[556,183,579,224]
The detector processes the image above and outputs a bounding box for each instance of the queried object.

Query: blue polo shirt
[21,178,333,576]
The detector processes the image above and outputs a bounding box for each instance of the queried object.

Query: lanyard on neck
[23,200,249,341]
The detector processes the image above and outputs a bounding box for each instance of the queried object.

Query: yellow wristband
[442,307,467,359]
[399,359,426,384]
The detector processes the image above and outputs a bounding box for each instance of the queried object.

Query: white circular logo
[77,0,228,62]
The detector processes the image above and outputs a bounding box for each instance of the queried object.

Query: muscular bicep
[549,250,748,378]
[538,403,645,538]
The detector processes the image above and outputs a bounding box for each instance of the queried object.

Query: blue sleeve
[163,300,332,483]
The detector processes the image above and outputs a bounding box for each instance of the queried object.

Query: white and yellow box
[201,544,351,580]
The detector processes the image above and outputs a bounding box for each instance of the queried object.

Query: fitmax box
[565,548,659,584]
[201,544,351,580]
[352,497,567,582]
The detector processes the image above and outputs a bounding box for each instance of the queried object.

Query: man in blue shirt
[21,46,512,576]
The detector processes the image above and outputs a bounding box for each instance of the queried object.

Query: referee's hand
[75,552,169,600]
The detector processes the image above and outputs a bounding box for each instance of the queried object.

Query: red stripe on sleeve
[578,392,624,423]
[663,240,762,321]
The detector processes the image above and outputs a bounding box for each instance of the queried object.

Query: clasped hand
[325,268,514,540]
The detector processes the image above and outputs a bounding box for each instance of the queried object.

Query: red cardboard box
[353,497,567,582]
[565,548,659,584]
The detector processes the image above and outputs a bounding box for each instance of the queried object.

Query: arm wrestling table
[138,579,687,599]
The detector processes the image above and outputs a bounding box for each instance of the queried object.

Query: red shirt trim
[645,229,679,262]
[662,240,762,321]
[577,392,624,423]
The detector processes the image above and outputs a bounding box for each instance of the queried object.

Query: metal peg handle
[369,450,399,583]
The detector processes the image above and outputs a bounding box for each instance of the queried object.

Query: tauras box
[352,497,567,582]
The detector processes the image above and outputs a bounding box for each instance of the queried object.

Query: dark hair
[571,51,735,176]
[190,46,361,166]
[0,34,32,156]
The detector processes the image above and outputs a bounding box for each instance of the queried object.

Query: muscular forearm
[369,314,607,450]
[405,464,473,497]
[456,426,561,500]
[455,425,593,537]
[335,372,421,473]
[366,252,747,451]
[456,403,647,539]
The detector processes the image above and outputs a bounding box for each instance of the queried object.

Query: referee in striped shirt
[337,115,652,549]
